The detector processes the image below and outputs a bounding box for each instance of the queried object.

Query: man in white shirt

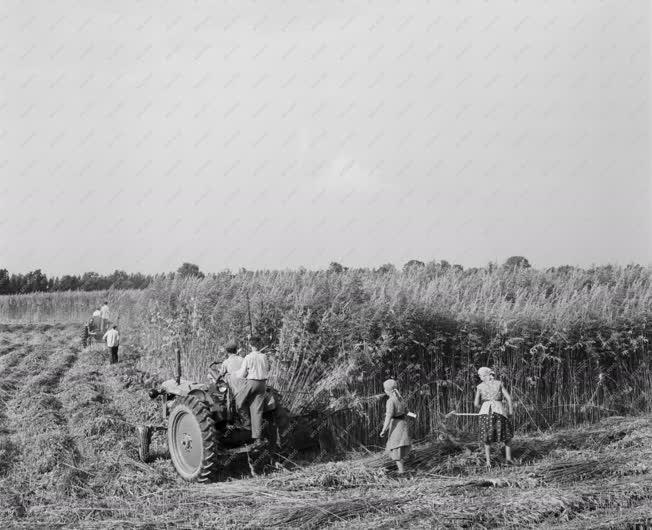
[235,336,270,447]
[100,301,110,332]
[102,325,120,364]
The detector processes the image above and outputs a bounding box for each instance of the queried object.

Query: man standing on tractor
[103,324,120,365]
[100,301,110,332]
[235,336,270,448]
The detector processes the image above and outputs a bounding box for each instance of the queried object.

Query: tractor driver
[219,340,247,407]
[220,340,243,377]
[235,336,270,449]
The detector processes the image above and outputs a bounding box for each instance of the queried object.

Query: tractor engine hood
[149,378,210,398]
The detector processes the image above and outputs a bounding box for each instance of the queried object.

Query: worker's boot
[250,438,267,450]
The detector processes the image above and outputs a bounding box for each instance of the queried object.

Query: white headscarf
[383,378,402,399]
[478,367,495,379]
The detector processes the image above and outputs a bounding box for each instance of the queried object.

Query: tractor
[138,349,332,482]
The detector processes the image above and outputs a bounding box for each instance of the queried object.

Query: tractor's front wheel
[167,395,221,482]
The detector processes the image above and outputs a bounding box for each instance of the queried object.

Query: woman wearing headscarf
[474,366,514,468]
[379,379,411,474]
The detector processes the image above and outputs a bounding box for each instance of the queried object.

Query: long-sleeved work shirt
[236,350,269,380]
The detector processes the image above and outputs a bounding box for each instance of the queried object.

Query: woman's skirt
[479,412,513,444]
[386,418,411,460]
[389,445,410,461]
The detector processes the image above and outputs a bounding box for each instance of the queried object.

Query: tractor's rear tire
[137,425,152,463]
[167,395,221,482]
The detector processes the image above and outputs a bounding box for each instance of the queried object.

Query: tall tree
[177,262,205,279]
[59,275,80,291]
[0,269,9,294]
[375,263,396,274]
[403,259,425,272]
[328,262,344,274]
[22,269,48,293]
[80,272,102,291]
[503,256,531,270]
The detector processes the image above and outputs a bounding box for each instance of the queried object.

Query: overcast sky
[1,0,650,276]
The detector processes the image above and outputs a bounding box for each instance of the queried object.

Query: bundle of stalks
[556,503,652,529]
[550,428,630,449]
[538,457,619,484]
[0,488,26,519]
[364,437,469,472]
[257,494,413,528]
[510,422,634,462]
[443,476,537,493]
[265,461,388,491]
[321,472,652,530]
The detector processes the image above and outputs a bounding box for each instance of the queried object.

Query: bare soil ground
[0,323,650,529]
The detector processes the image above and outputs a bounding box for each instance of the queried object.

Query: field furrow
[0,324,83,517]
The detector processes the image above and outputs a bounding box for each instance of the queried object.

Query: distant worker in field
[474,367,514,468]
[84,316,97,345]
[81,319,91,348]
[92,307,101,330]
[102,325,120,365]
[100,301,110,332]
[235,335,270,449]
[380,379,411,475]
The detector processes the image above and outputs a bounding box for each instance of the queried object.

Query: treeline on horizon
[0,268,153,295]
[0,256,644,296]
[0,263,212,295]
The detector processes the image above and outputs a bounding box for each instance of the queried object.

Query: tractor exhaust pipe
[175,347,181,385]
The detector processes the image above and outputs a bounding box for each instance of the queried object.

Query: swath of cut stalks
[538,457,621,484]
[365,437,469,473]
[257,494,414,528]
[554,503,652,530]
[265,461,388,491]
[444,477,528,493]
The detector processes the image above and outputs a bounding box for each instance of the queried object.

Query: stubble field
[0,322,651,529]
